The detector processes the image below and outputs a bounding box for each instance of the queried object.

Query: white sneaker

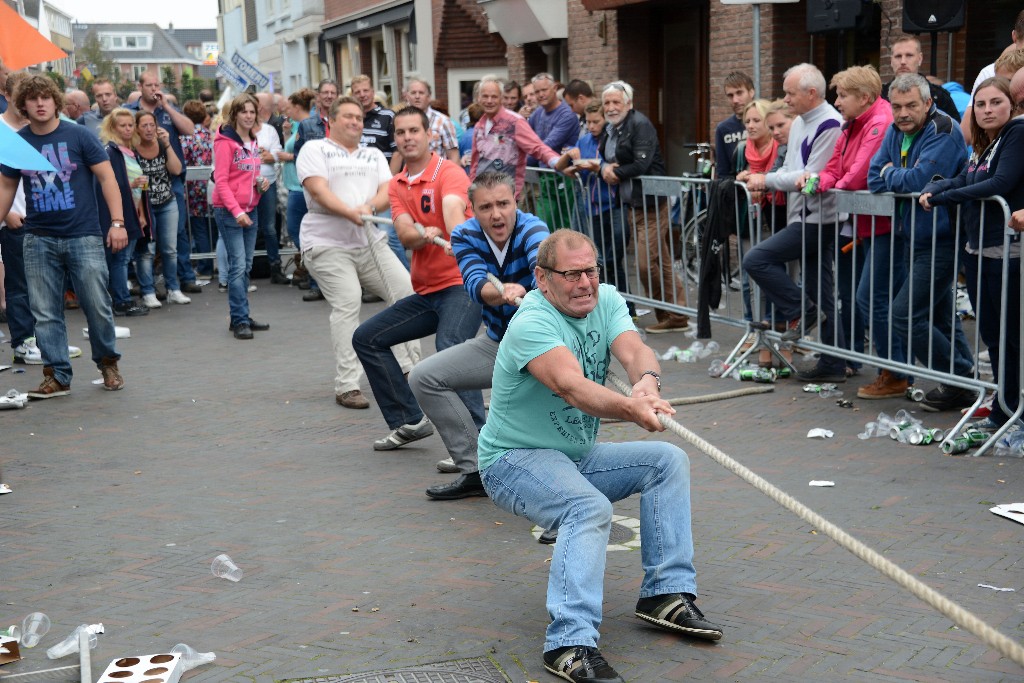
[247,284,257,293]
[436,457,460,473]
[167,289,191,305]
[13,338,42,365]
[68,345,82,358]
[142,293,162,308]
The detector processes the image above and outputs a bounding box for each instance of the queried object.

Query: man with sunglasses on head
[477,228,724,683]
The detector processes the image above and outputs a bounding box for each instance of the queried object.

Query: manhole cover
[282,656,508,683]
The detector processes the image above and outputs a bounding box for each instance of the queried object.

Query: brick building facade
[500,0,1016,174]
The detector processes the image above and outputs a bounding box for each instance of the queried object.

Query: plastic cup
[46,624,96,659]
[0,625,20,641]
[138,175,149,190]
[20,612,50,648]
[171,642,217,671]
[211,554,243,582]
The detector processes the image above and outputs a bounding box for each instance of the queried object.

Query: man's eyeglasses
[545,266,601,282]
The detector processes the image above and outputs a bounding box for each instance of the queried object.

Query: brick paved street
[1,282,1022,682]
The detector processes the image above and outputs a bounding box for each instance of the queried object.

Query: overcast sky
[53,0,219,29]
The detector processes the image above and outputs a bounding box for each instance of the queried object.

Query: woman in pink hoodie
[804,65,899,395]
[212,93,269,340]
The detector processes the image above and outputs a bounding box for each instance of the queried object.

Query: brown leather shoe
[99,357,124,391]
[27,367,70,400]
[644,315,690,334]
[856,370,907,399]
[336,389,369,409]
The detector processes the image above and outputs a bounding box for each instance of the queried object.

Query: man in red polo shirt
[353,106,485,451]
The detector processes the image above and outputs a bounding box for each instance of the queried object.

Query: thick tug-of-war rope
[607,371,1024,669]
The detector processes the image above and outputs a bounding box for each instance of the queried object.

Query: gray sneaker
[436,457,460,473]
[373,417,434,451]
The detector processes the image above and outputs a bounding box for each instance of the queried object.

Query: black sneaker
[113,300,150,317]
[922,384,976,412]
[794,363,847,383]
[538,527,558,545]
[635,593,724,641]
[780,306,820,342]
[233,323,253,340]
[543,646,623,683]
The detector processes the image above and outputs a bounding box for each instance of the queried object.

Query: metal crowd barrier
[183,166,297,268]
[534,163,1022,454]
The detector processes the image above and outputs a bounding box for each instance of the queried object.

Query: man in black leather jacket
[599,80,689,334]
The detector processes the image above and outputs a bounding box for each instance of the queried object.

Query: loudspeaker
[903,0,965,33]
[806,0,863,34]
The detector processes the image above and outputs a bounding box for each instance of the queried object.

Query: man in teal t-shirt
[478,229,724,683]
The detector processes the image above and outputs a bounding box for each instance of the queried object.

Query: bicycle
[674,143,741,287]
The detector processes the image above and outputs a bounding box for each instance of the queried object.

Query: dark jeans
[353,285,484,430]
[190,214,216,277]
[892,238,973,380]
[742,221,846,370]
[0,227,33,348]
[836,234,866,370]
[256,182,280,265]
[964,255,1020,426]
[174,183,196,284]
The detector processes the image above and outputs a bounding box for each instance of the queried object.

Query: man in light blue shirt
[478,229,723,683]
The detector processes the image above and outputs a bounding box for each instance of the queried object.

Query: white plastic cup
[171,642,217,671]
[20,612,50,648]
[211,554,243,582]
[0,625,20,641]
[46,624,96,659]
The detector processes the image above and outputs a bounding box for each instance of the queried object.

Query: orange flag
[0,2,68,71]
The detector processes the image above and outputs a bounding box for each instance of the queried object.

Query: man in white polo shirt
[297,96,420,409]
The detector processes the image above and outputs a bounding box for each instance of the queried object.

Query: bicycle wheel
[681,209,741,287]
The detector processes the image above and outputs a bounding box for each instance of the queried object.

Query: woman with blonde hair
[810,65,894,394]
[99,108,150,316]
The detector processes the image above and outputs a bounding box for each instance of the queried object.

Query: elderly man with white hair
[598,80,690,334]
[743,63,847,382]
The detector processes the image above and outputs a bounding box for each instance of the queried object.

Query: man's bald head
[1011,69,1024,109]
[257,92,274,121]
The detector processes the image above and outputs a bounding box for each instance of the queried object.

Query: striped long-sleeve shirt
[451,210,549,342]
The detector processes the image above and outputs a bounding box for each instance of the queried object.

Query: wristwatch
[639,370,661,391]
[111,220,126,228]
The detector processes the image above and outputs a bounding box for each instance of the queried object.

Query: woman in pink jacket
[212,93,269,340]
[805,65,901,397]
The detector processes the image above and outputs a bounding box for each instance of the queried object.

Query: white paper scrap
[807,428,834,439]
[977,583,1015,592]
[809,480,835,487]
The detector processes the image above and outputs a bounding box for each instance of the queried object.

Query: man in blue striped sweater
[410,172,549,500]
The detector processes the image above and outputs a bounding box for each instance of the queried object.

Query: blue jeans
[481,441,698,652]
[190,214,216,277]
[23,234,119,384]
[174,182,196,284]
[352,285,483,429]
[856,231,908,375]
[214,207,258,327]
[256,182,280,265]
[892,237,973,380]
[1,227,34,348]
[743,221,846,370]
[965,254,1020,426]
[135,199,180,293]
[106,236,137,306]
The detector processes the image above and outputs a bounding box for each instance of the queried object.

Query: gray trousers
[409,334,498,473]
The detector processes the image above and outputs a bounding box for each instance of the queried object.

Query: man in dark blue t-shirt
[714,71,755,179]
[0,75,128,398]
